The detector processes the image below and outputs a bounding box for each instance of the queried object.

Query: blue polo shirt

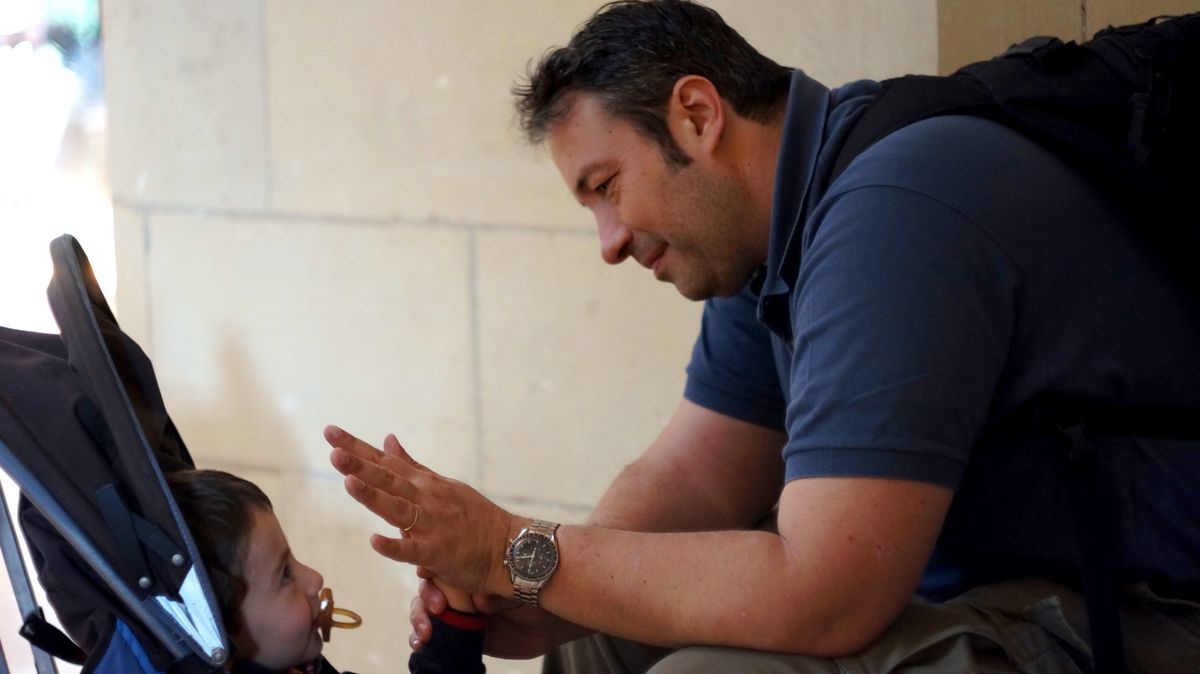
[685,70,1200,597]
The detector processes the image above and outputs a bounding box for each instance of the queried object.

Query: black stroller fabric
[0,235,226,672]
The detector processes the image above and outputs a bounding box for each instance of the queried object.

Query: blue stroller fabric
[90,620,169,674]
[0,235,227,672]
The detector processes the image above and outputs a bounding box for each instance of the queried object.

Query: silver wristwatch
[503,519,560,606]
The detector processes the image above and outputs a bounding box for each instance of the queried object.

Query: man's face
[234,507,326,671]
[548,94,761,300]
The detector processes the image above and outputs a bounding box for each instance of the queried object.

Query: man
[327,1,1200,672]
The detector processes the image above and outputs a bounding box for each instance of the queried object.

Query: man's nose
[596,208,632,265]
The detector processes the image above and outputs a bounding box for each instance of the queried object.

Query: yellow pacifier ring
[318,587,363,643]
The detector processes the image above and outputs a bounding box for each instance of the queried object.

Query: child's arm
[408,579,486,673]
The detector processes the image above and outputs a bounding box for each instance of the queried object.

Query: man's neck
[723,110,786,262]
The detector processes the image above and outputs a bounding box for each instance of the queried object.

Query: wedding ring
[401,504,422,533]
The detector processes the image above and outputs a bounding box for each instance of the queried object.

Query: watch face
[510,533,558,581]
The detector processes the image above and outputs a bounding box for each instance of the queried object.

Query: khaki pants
[543,579,1200,673]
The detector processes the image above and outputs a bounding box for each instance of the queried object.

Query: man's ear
[667,75,726,158]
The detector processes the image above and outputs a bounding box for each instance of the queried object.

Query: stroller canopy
[0,235,227,671]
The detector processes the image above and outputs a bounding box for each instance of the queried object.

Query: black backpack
[833,13,1199,275]
[830,14,1200,674]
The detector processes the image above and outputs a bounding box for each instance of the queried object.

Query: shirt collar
[755,70,879,340]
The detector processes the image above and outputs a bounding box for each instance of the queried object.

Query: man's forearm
[491,477,952,656]
[588,456,724,531]
[546,526,833,651]
[500,523,871,655]
[587,399,786,533]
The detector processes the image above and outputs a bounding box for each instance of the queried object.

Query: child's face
[233,507,326,671]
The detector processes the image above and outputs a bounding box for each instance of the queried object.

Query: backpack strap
[831,13,1200,232]
[1056,420,1126,674]
[828,33,1076,184]
[1052,402,1199,673]
[828,73,995,184]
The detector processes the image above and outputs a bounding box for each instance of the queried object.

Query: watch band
[509,520,559,606]
[513,582,544,605]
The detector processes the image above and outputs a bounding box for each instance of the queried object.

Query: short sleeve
[684,286,787,430]
[782,185,1019,488]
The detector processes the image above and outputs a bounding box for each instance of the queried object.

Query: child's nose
[302,563,324,595]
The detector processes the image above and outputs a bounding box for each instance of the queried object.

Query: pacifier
[318,588,363,642]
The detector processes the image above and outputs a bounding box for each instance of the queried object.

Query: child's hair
[166,468,272,635]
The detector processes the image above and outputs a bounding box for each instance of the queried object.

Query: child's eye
[281,564,294,584]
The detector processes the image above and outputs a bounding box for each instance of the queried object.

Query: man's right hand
[409,578,592,659]
[407,399,787,656]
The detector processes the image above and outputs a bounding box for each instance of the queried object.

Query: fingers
[410,578,451,652]
[409,594,433,651]
[326,424,510,598]
[327,426,434,535]
[419,578,447,614]
[383,433,427,471]
[370,532,415,563]
[343,477,422,532]
[332,448,409,497]
[324,425,384,461]
[331,436,415,498]
[328,424,422,477]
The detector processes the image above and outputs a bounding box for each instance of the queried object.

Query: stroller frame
[0,235,227,673]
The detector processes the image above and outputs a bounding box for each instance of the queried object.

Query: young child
[170,468,485,673]
[167,469,345,674]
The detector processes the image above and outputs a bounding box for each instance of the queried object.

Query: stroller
[0,235,355,673]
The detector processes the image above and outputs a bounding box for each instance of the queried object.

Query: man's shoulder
[817,114,1116,241]
[833,115,1057,193]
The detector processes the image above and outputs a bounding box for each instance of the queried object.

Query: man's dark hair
[513,0,792,165]
[167,469,272,636]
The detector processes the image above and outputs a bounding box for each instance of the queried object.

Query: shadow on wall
[172,333,303,481]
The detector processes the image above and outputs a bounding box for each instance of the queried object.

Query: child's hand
[432,577,475,613]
